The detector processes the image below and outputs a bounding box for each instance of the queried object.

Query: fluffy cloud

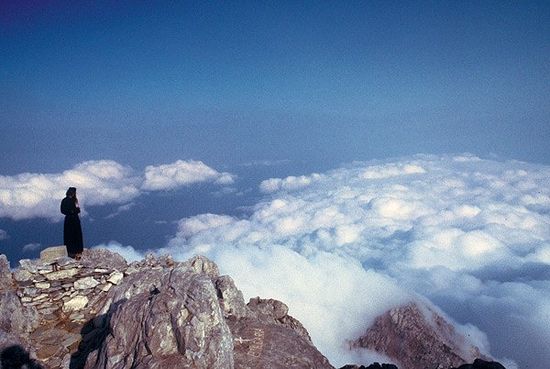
[142,160,235,191]
[143,154,549,368]
[0,160,234,220]
[0,160,140,220]
[92,241,144,262]
[22,242,41,253]
[260,173,323,193]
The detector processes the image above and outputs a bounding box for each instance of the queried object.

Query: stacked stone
[12,246,126,324]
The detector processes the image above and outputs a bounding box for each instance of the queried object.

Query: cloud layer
[142,160,234,191]
[139,154,548,368]
[0,160,233,220]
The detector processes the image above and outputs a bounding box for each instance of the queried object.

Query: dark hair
[66,187,77,197]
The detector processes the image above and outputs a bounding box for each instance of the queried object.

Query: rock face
[229,297,332,369]
[0,255,12,290]
[76,257,234,369]
[0,248,334,369]
[351,302,486,369]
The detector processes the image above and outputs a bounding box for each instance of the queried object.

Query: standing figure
[60,187,83,259]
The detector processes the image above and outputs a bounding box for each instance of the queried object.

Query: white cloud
[0,160,140,220]
[0,159,235,220]
[22,242,41,253]
[0,229,7,241]
[361,163,426,179]
[136,154,549,368]
[260,173,323,193]
[91,241,143,262]
[142,160,235,191]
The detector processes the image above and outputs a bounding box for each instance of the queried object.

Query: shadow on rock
[0,345,44,369]
[69,300,126,369]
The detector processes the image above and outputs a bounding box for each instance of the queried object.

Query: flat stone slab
[40,246,68,263]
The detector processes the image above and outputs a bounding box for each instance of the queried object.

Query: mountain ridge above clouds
[0,248,508,369]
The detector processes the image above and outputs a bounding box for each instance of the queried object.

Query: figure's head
[66,187,77,197]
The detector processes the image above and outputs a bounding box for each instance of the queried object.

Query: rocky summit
[0,248,507,369]
[0,248,332,369]
[351,302,489,369]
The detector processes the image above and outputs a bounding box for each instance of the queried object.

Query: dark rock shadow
[69,299,126,369]
[0,345,44,369]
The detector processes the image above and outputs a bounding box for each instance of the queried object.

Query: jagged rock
[68,255,334,369]
[0,255,12,291]
[6,250,502,369]
[0,291,41,367]
[183,254,219,278]
[79,248,127,271]
[215,275,248,319]
[246,297,312,342]
[352,302,485,369]
[228,297,332,369]
[0,291,40,337]
[75,259,234,369]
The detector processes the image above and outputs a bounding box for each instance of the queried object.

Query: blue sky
[2,1,549,174]
[1,2,550,368]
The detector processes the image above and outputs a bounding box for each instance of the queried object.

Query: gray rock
[229,317,333,369]
[0,254,12,291]
[247,297,312,343]
[224,296,333,369]
[80,248,127,271]
[7,252,336,369]
[40,246,68,263]
[183,255,220,279]
[80,262,234,369]
[74,277,99,290]
[352,302,487,369]
[63,295,89,312]
[44,268,79,281]
[0,291,40,336]
[215,275,248,319]
[19,259,39,273]
[13,268,33,283]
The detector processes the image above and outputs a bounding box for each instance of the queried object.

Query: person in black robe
[60,187,83,259]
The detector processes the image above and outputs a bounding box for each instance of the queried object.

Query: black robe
[60,197,83,255]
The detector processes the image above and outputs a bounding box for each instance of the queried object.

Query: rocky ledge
[0,248,507,369]
[0,248,332,369]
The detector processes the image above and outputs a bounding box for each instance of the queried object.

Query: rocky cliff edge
[0,248,332,369]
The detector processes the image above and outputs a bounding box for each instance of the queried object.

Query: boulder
[352,302,486,369]
[39,246,68,263]
[76,261,234,369]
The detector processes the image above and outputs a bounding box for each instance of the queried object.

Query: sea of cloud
[108,153,549,368]
[0,159,234,220]
[3,154,550,367]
